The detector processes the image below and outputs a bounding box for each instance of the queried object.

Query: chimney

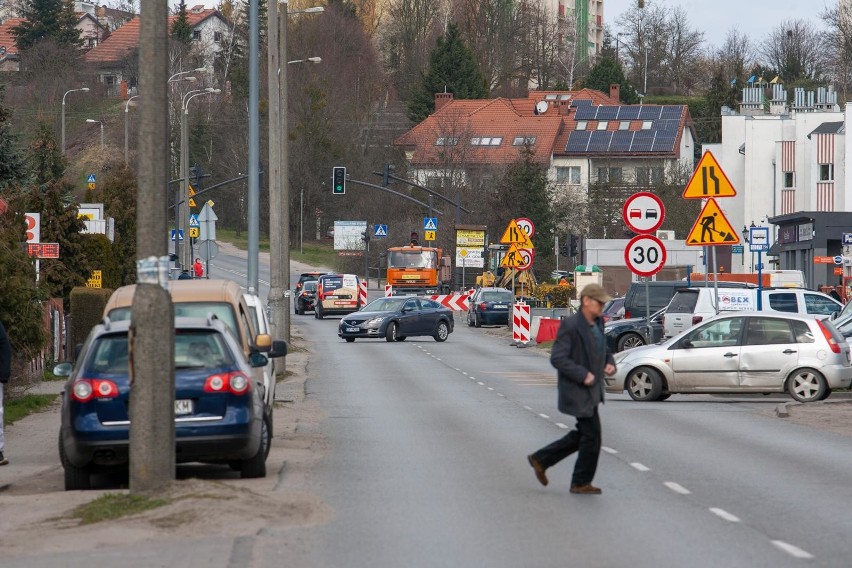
[609,84,620,103]
[434,92,453,112]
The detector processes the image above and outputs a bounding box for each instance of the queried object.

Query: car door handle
[723,352,737,358]
[782,349,797,354]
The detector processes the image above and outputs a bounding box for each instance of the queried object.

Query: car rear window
[481,291,513,302]
[667,291,698,313]
[86,330,234,374]
[303,281,317,291]
[320,276,343,291]
[109,302,239,339]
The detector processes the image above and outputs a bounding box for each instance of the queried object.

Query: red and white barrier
[513,302,531,343]
[358,280,368,307]
[426,293,472,311]
[384,284,393,297]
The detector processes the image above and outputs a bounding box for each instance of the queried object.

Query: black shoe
[527,454,548,486]
[0,451,8,466]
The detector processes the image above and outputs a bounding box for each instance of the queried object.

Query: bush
[69,286,114,349]
[533,283,574,308]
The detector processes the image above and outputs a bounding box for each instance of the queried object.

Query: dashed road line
[602,446,618,454]
[709,508,740,523]
[555,423,569,429]
[523,406,533,411]
[771,541,813,559]
[630,462,650,472]
[477,381,484,386]
[664,481,691,495]
[538,413,550,419]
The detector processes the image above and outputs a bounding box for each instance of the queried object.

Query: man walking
[0,319,12,465]
[527,284,616,494]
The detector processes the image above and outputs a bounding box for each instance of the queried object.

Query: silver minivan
[607,312,852,403]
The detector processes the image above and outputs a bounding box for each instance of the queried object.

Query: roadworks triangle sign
[683,151,737,199]
[686,198,740,246]
[500,243,525,268]
[500,219,533,247]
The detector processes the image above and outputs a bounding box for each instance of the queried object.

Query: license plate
[335,301,354,305]
[346,327,359,332]
[493,305,507,309]
[175,399,193,415]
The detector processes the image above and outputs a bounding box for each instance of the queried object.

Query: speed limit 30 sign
[624,234,667,277]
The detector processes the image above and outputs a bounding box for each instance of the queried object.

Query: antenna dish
[535,101,549,115]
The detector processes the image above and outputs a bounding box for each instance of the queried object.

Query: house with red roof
[83,6,232,96]
[394,86,697,216]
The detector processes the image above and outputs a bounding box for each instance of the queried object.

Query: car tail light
[71,378,119,402]
[692,316,703,325]
[625,310,631,318]
[204,371,251,395]
[479,302,488,310]
[816,320,842,354]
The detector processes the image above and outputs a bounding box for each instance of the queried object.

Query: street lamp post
[124,95,140,165]
[267,1,324,344]
[168,67,205,83]
[62,87,89,154]
[86,118,103,148]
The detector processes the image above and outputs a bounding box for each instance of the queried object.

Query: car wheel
[241,414,269,479]
[434,321,449,342]
[819,388,832,401]
[396,336,407,342]
[386,322,398,342]
[626,366,664,401]
[467,313,474,327]
[474,313,482,328]
[296,304,303,315]
[59,438,91,491]
[658,393,672,401]
[787,368,827,403]
[345,337,355,343]
[617,333,645,352]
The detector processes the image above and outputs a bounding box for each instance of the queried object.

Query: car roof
[94,315,232,336]
[106,279,246,307]
[706,310,821,322]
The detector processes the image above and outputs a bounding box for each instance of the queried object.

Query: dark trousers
[532,408,601,485]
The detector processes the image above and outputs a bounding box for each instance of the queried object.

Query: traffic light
[332,166,346,194]
[569,234,578,257]
[409,231,419,246]
[382,164,394,186]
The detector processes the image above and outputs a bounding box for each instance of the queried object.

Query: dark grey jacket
[550,311,615,418]
[0,320,11,383]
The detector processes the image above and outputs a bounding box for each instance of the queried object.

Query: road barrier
[358,281,368,307]
[426,292,472,311]
[513,302,531,344]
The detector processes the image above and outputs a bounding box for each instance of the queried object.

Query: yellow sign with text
[85,270,102,288]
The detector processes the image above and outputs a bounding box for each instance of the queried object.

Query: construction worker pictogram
[500,219,533,247]
[685,198,740,246]
[683,151,737,199]
[500,243,525,268]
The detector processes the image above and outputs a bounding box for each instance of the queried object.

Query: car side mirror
[53,362,73,377]
[268,339,287,359]
[249,352,269,368]
[680,339,693,349]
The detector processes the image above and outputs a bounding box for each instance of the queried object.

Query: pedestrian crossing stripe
[685,198,740,246]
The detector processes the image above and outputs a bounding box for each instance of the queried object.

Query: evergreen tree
[407,23,489,124]
[29,121,65,186]
[97,165,137,286]
[583,57,640,104]
[0,86,28,193]
[171,0,193,44]
[12,0,83,51]
[702,65,739,144]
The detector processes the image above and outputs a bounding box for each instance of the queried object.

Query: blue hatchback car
[467,287,515,327]
[55,316,270,490]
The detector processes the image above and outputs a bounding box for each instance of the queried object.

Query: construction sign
[500,219,533,247]
[685,198,740,246]
[500,243,527,268]
[683,151,737,199]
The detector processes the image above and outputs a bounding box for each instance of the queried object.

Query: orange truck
[386,245,453,295]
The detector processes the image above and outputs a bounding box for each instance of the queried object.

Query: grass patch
[43,368,64,381]
[216,229,340,271]
[536,340,555,352]
[5,394,58,424]
[216,227,270,252]
[70,493,169,525]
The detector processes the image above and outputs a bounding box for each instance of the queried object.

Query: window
[597,167,622,183]
[791,320,815,343]
[767,293,798,313]
[435,137,458,146]
[641,121,653,130]
[470,137,480,145]
[681,318,743,348]
[783,172,794,188]
[192,29,202,41]
[745,318,794,345]
[576,121,588,130]
[597,121,609,130]
[804,293,840,315]
[489,137,502,146]
[470,137,502,146]
[214,31,222,42]
[556,166,581,185]
[820,164,834,181]
[619,121,631,130]
[636,167,650,186]
[513,136,536,146]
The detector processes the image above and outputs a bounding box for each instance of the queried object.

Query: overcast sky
[604,0,832,48]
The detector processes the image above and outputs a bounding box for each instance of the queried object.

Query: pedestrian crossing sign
[86,174,96,184]
[373,224,388,237]
[189,214,200,227]
[423,217,438,231]
[685,198,740,246]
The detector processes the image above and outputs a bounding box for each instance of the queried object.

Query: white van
[663,287,842,338]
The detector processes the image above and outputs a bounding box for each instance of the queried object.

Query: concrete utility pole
[279,1,292,343]
[267,0,285,342]
[129,0,175,494]
[247,0,260,294]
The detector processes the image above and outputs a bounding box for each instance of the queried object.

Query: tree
[171,0,193,44]
[665,6,704,94]
[821,3,852,99]
[760,20,825,84]
[583,57,639,103]
[0,86,28,192]
[94,164,137,286]
[28,121,65,185]
[12,0,82,51]
[408,23,488,124]
[715,28,755,86]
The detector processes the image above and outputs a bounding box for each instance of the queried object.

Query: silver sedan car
[606,312,852,403]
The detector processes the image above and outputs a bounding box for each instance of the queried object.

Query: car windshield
[362,297,407,312]
[303,281,317,292]
[85,330,234,374]
[388,250,438,269]
[109,302,239,339]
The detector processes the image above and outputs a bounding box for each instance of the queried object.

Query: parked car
[296,271,326,293]
[338,296,454,342]
[467,287,515,327]
[663,287,842,338]
[605,308,665,352]
[295,280,317,315]
[623,280,753,319]
[606,312,852,403]
[54,316,271,490]
[602,297,625,322]
[243,293,276,425]
[315,273,362,319]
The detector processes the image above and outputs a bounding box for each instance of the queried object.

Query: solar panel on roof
[565,131,592,152]
[652,135,677,152]
[617,106,640,120]
[609,131,633,151]
[572,99,592,107]
[661,106,682,120]
[596,106,619,120]
[654,120,679,132]
[629,130,655,152]
[587,131,612,151]
[631,142,655,152]
[574,106,597,120]
[638,106,662,120]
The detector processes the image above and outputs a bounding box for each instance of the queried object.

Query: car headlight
[366,317,385,326]
[613,351,631,365]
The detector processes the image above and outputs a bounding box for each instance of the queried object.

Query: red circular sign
[624,234,667,277]
[622,192,665,234]
[515,217,535,238]
[516,247,535,270]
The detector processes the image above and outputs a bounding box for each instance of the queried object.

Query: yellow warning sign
[424,230,436,241]
[87,182,96,190]
[85,269,102,288]
[500,219,533,247]
[188,185,196,196]
[683,151,737,199]
[500,243,525,268]
[685,198,740,246]
[189,227,200,238]
[188,198,197,208]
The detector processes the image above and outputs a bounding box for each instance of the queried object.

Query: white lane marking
[709,508,740,523]
[477,381,484,386]
[664,481,691,495]
[555,423,569,429]
[523,406,533,411]
[497,393,505,397]
[602,446,618,454]
[771,541,813,559]
[487,387,494,391]
[630,462,650,472]
[461,372,468,376]
[454,368,461,372]
[538,413,550,419]
[436,358,442,361]
[469,377,476,380]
